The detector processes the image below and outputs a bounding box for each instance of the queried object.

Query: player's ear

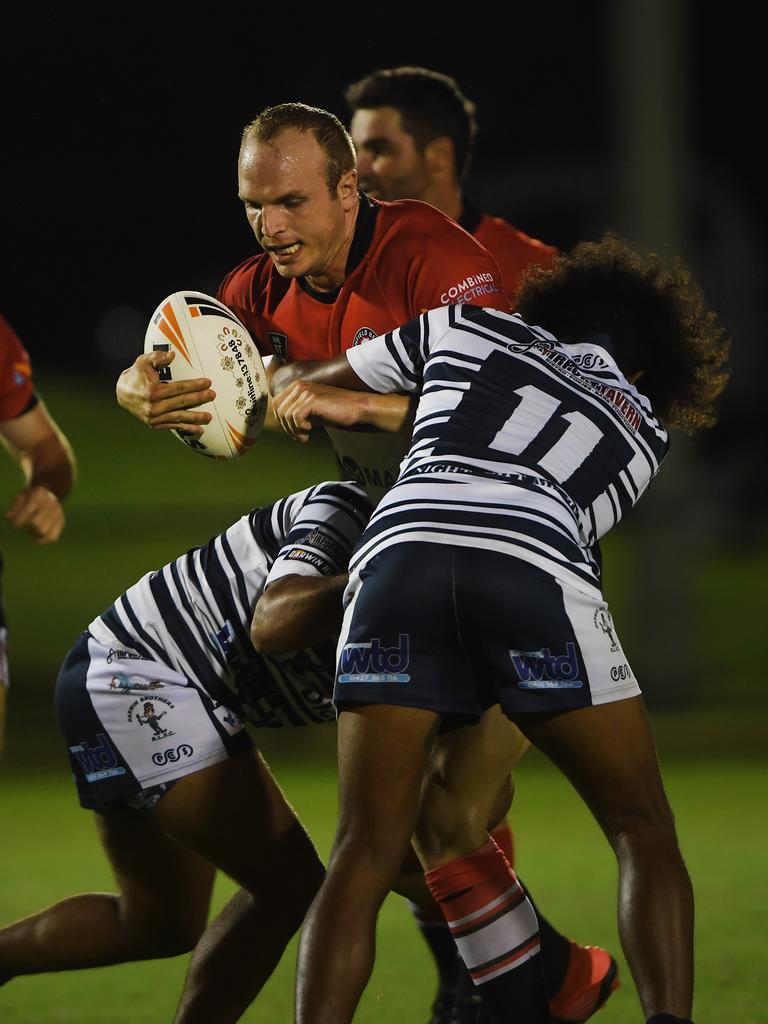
[425,136,455,179]
[338,167,358,210]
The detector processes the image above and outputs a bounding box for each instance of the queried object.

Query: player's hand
[116,350,216,434]
[6,485,66,544]
[272,381,365,442]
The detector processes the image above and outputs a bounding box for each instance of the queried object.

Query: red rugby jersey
[459,198,559,303]
[0,315,35,423]
[218,195,511,363]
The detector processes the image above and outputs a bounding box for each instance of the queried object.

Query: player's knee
[414,781,490,864]
[120,899,206,958]
[601,792,679,854]
[137,915,206,958]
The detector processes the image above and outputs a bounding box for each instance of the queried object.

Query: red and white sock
[490,821,515,869]
[425,838,549,1022]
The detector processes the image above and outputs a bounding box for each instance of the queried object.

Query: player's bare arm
[0,401,76,544]
[271,357,413,441]
[250,572,349,654]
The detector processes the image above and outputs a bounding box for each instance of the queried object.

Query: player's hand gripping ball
[144,292,267,458]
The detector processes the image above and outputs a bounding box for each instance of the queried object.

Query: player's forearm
[351,392,416,433]
[270,355,365,397]
[250,574,349,654]
[18,431,76,500]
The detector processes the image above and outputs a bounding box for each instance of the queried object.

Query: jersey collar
[297,192,379,305]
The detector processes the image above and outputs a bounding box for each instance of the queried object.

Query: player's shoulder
[374,198,482,248]
[217,251,276,306]
[0,313,31,363]
[475,213,559,261]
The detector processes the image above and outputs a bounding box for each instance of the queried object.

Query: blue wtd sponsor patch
[338,634,411,683]
[509,642,583,689]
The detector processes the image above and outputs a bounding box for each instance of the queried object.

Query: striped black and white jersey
[345,304,669,596]
[88,481,372,727]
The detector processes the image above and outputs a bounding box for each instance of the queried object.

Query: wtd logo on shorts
[338,635,411,683]
[70,733,127,783]
[509,643,584,689]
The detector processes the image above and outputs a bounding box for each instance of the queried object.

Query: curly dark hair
[515,234,731,432]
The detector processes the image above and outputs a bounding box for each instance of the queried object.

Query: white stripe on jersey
[88,481,372,724]
[346,304,669,593]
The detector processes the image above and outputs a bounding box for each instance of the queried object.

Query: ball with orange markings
[144,291,268,459]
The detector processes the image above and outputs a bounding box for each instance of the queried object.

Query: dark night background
[1,3,766,709]
[4,6,764,371]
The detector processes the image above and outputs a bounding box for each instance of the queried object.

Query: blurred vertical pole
[612,0,696,705]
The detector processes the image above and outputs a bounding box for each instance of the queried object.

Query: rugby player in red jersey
[117,102,510,500]
[115,104,610,1022]
[345,66,558,303]
[0,314,76,755]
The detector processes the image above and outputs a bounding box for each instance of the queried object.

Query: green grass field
[1,742,765,1022]
[1,374,766,1021]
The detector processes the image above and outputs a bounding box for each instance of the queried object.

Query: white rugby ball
[144,291,268,459]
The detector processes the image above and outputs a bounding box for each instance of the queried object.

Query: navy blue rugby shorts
[335,543,640,722]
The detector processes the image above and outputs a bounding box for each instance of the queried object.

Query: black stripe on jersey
[349,523,598,590]
[361,510,587,567]
[146,572,231,703]
[117,596,169,662]
[248,503,283,564]
[420,309,431,364]
[219,533,251,624]
[603,486,619,529]
[373,491,577,539]
[199,540,255,659]
[385,331,420,385]
[97,606,156,661]
[448,303,539,350]
[424,348,484,369]
[181,553,229,672]
[168,561,227,670]
[587,504,598,545]
[620,469,639,501]
[303,485,373,535]
[613,476,636,518]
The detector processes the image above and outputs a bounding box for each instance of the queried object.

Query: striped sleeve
[345,307,451,394]
[264,481,373,588]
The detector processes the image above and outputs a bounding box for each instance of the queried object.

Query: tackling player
[0,313,76,755]
[345,66,569,1021]
[270,234,730,1024]
[0,480,371,1023]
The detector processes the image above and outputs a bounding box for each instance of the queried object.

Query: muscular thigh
[152,747,319,893]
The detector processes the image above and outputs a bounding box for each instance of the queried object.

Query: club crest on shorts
[127,694,177,741]
[593,607,620,652]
